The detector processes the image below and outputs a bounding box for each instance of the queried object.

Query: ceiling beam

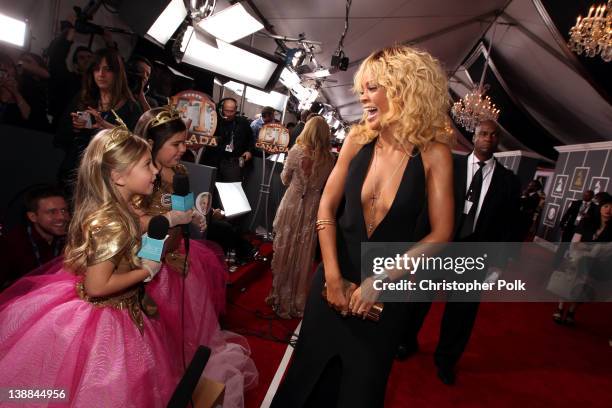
[347,9,501,69]
[336,100,361,109]
[471,42,563,156]
[240,0,287,52]
[500,12,578,75]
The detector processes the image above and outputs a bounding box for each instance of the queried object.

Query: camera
[76,111,93,129]
[72,4,104,35]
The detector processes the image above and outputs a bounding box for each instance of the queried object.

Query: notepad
[214,182,252,218]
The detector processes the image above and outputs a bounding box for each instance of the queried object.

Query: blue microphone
[172,173,193,256]
[138,215,169,262]
[171,173,194,211]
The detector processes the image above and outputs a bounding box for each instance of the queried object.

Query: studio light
[224,80,245,95]
[245,86,288,112]
[0,13,27,47]
[302,68,334,79]
[148,0,188,45]
[279,68,318,109]
[223,80,288,112]
[119,0,188,46]
[279,68,301,89]
[286,48,306,68]
[197,3,263,44]
[335,127,347,140]
[296,87,319,111]
[178,26,283,91]
[331,50,349,71]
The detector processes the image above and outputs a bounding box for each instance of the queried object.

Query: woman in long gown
[133,107,258,407]
[267,116,335,318]
[271,45,455,407]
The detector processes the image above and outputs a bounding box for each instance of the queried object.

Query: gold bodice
[77,214,156,333]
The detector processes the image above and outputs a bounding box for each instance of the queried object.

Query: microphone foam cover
[148,215,170,240]
[172,173,190,196]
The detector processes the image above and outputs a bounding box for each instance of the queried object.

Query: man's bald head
[472,120,500,161]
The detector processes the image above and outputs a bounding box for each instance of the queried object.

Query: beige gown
[267,144,335,318]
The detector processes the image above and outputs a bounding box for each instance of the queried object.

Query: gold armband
[316,219,336,231]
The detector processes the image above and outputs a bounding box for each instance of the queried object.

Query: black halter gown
[271,140,430,408]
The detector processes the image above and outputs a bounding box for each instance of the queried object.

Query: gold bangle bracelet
[315,219,336,225]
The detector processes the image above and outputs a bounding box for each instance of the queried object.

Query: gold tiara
[103,128,133,153]
[150,106,182,129]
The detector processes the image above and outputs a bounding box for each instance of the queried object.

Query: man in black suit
[288,109,310,149]
[553,189,596,266]
[200,97,254,182]
[519,180,543,240]
[398,119,521,385]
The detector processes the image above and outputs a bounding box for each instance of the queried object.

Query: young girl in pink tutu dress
[0,126,184,407]
[133,107,257,408]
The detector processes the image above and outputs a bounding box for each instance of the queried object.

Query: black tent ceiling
[239,0,612,160]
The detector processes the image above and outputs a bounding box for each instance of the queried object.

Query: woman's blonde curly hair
[352,45,454,151]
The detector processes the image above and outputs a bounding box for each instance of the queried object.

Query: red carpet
[384,301,612,408]
[222,259,300,408]
[223,264,612,408]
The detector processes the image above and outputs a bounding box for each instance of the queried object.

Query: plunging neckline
[359,142,416,240]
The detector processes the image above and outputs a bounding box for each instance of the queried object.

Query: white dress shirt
[465,152,496,228]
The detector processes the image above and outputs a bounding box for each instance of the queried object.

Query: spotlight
[331,50,349,71]
[190,0,216,20]
[0,13,27,47]
[286,48,306,68]
[196,3,263,44]
[119,0,188,46]
[175,26,283,91]
[302,68,335,79]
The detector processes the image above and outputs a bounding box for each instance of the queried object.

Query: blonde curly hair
[64,128,150,274]
[295,116,334,165]
[352,45,454,150]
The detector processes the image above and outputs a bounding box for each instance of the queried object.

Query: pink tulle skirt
[0,258,183,407]
[145,239,258,408]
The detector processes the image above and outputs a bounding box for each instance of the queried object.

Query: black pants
[405,301,480,369]
[217,157,242,183]
[403,264,484,369]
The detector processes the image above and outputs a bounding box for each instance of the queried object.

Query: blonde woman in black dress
[271,45,455,407]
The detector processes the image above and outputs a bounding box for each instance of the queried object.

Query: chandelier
[451,86,500,133]
[568,1,612,62]
[451,23,500,133]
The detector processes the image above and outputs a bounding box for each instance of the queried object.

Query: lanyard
[27,225,60,267]
[225,121,237,146]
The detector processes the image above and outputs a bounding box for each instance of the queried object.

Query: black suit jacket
[200,116,254,167]
[452,155,521,266]
[289,121,305,149]
[560,200,598,236]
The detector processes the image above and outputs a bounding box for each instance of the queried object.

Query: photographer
[126,55,157,112]
[54,48,142,194]
[16,52,51,131]
[47,9,118,128]
[0,52,31,127]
